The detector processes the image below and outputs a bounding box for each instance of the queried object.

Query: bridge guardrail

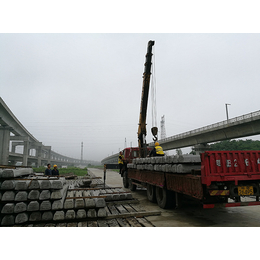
[159,110,260,144]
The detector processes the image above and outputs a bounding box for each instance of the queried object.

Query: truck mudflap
[203,201,260,209]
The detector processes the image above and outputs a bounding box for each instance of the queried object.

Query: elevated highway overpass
[0,97,95,167]
[101,110,260,164]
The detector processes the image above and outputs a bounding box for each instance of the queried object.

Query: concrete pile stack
[59,189,108,220]
[127,154,201,174]
[99,188,133,202]
[0,168,69,226]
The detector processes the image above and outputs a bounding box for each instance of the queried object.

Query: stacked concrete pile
[59,189,108,220]
[127,154,201,173]
[94,188,133,202]
[0,168,69,226]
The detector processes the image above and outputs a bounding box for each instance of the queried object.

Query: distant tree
[209,139,260,151]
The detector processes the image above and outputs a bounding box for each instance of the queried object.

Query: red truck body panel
[201,151,260,186]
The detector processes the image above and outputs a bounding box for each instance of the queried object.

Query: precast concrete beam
[28,190,40,200]
[40,201,52,211]
[42,211,53,221]
[29,212,41,222]
[14,202,27,213]
[1,168,33,179]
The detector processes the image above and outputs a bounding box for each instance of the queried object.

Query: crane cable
[150,46,158,141]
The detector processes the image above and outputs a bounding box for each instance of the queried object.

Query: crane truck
[104,40,260,209]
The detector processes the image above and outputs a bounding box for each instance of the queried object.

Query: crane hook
[151,127,158,141]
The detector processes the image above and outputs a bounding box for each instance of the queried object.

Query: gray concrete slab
[27,201,40,211]
[97,208,107,217]
[87,208,97,218]
[53,210,65,221]
[75,190,85,209]
[15,212,28,224]
[65,210,76,220]
[85,198,96,208]
[39,180,51,189]
[2,168,33,178]
[40,200,52,211]
[2,191,15,201]
[51,184,69,200]
[28,180,40,190]
[15,191,28,201]
[39,190,51,200]
[28,190,40,200]
[14,202,27,213]
[15,180,30,190]
[42,211,53,221]
[52,184,68,210]
[1,215,15,226]
[1,180,15,190]
[50,178,66,189]
[29,212,41,222]
[1,203,14,214]
[64,199,74,209]
[76,209,86,219]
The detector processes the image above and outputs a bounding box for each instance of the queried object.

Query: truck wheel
[129,179,137,191]
[146,184,156,202]
[123,171,129,188]
[155,186,175,209]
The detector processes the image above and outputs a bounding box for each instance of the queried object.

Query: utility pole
[160,115,166,139]
[81,142,83,162]
[225,103,231,122]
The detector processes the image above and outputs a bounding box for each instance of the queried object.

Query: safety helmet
[53,165,57,168]
[155,142,159,146]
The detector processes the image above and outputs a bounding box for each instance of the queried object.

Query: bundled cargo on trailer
[124,151,260,209]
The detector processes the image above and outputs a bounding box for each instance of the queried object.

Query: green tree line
[209,139,260,151]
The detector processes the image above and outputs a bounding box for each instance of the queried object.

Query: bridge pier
[193,143,211,155]
[23,140,29,166]
[0,127,11,165]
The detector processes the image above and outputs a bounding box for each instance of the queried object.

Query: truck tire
[129,179,137,191]
[123,171,129,188]
[146,184,156,202]
[155,186,176,209]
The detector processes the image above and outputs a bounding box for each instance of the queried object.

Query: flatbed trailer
[124,151,260,209]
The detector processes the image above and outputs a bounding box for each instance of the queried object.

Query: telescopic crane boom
[138,40,157,158]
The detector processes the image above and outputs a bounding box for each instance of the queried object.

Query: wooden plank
[123,204,137,213]
[88,221,98,227]
[44,223,56,227]
[106,199,139,206]
[115,204,128,214]
[104,206,112,216]
[67,222,78,227]
[105,210,161,219]
[78,221,88,227]
[56,223,67,227]
[125,217,142,227]
[116,218,130,227]
[136,217,155,227]
[106,218,120,227]
[65,195,106,199]
[129,203,146,212]
[97,220,109,227]
[108,205,120,215]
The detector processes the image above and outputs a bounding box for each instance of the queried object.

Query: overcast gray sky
[2,33,260,161]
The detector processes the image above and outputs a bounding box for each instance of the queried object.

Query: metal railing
[157,110,260,144]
